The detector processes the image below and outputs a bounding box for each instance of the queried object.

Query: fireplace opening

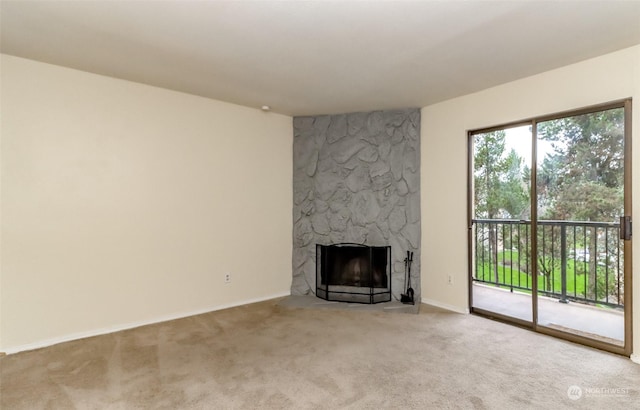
[316,243,391,304]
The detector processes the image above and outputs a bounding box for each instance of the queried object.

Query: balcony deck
[472,282,624,345]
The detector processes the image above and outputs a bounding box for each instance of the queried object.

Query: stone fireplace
[292,108,420,301]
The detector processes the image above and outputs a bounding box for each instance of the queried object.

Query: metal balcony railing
[472,219,624,309]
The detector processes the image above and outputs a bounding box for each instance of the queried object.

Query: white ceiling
[2,1,640,116]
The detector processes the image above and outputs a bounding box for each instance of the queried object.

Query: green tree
[474,131,528,219]
[537,108,623,221]
[474,131,529,283]
[501,149,530,219]
[537,108,624,300]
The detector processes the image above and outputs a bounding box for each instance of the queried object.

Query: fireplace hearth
[316,243,391,304]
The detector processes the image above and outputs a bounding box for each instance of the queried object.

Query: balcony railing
[472,219,624,309]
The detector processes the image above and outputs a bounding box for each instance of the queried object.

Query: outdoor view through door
[469,100,632,356]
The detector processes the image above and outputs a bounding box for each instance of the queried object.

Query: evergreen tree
[537,108,624,221]
[474,131,529,283]
[474,131,528,219]
[537,107,624,300]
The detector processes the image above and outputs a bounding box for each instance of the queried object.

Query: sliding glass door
[470,124,533,325]
[534,106,628,347]
[469,100,632,356]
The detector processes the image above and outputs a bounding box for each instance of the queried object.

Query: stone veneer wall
[292,108,421,300]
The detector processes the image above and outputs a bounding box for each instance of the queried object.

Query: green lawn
[474,250,608,299]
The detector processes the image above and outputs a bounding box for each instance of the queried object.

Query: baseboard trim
[421,297,470,314]
[631,353,640,364]
[2,291,291,355]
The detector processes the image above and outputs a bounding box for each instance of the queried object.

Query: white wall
[421,45,640,358]
[0,55,293,353]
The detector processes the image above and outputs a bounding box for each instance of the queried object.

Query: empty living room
[2,1,640,408]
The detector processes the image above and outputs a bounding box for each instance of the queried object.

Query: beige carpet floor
[1,297,639,409]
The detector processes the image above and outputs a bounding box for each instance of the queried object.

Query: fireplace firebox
[316,243,391,304]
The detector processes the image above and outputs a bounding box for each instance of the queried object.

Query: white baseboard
[2,291,290,355]
[631,353,640,365]
[421,297,470,314]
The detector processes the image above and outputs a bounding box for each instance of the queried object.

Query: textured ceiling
[2,1,640,116]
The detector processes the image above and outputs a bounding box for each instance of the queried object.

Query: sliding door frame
[467,99,633,357]
[467,119,535,329]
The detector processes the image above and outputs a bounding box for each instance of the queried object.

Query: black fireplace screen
[316,243,391,304]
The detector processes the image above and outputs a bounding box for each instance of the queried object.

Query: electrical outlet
[224,273,231,284]
[448,275,453,285]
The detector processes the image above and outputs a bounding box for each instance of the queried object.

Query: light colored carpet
[1,297,639,409]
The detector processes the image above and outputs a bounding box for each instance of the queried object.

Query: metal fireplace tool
[401,251,414,305]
